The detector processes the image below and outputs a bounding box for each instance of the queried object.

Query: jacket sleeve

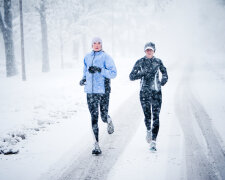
[101,54,117,79]
[129,60,144,81]
[159,60,168,86]
[82,58,87,79]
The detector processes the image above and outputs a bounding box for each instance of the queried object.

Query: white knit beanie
[92,37,102,45]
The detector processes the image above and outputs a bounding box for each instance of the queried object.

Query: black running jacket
[129,56,168,92]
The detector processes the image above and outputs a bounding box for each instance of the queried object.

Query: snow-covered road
[1,56,225,180]
[39,62,186,180]
[55,92,142,180]
[175,60,225,180]
[43,59,225,180]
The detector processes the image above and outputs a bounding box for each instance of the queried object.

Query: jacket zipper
[92,52,96,93]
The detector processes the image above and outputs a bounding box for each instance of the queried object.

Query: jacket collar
[91,50,103,56]
[144,56,155,60]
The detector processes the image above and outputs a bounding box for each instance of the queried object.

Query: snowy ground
[1,54,225,180]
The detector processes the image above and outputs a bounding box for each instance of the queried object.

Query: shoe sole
[92,152,102,156]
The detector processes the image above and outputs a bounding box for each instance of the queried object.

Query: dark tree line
[0,0,17,77]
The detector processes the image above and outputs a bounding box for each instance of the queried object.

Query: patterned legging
[87,93,110,142]
[140,90,162,141]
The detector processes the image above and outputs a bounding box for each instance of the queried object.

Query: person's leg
[140,91,151,131]
[100,93,114,134]
[87,94,100,142]
[151,90,162,141]
[100,93,110,123]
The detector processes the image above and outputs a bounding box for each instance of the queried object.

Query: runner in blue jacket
[80,37,117,155]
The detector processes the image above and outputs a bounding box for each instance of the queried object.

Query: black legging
[87,93,110,142]
[140,90,162,141]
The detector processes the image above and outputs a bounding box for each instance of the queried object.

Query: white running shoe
[146,130,152,143]
[150,140,157,151]
[92,142,102,155]
[107,116,114,134]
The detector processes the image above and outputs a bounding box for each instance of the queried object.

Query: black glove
[161,78,167,86]
[79,78,86,86]
[88,66,101,73]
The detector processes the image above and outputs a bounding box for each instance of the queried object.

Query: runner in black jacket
[129,42,168,151]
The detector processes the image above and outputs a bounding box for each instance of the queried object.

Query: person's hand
[79,78,86,86]
[88,66,101,73]
[94,66,101,73]
[88,66,95,73]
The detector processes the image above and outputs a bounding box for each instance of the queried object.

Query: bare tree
[36,0,49,72]
[19,0,26,81]
[0,0,17,77]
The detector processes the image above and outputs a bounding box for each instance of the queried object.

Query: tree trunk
[19,0,26,81]
[39,0,49,72]
[0,0,17,77]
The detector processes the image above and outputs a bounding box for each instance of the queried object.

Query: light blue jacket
[82,50,117,94]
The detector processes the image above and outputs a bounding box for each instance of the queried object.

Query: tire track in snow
[189,89,225,179]
[175,80,217,180]
[175,70,225,180]
[57,92,143,180]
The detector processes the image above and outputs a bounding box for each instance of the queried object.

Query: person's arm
[129,60,144,81]
[159,60,168,86]
[101,54,117,79]
[83,58,87,78]
[80,58,87,86]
